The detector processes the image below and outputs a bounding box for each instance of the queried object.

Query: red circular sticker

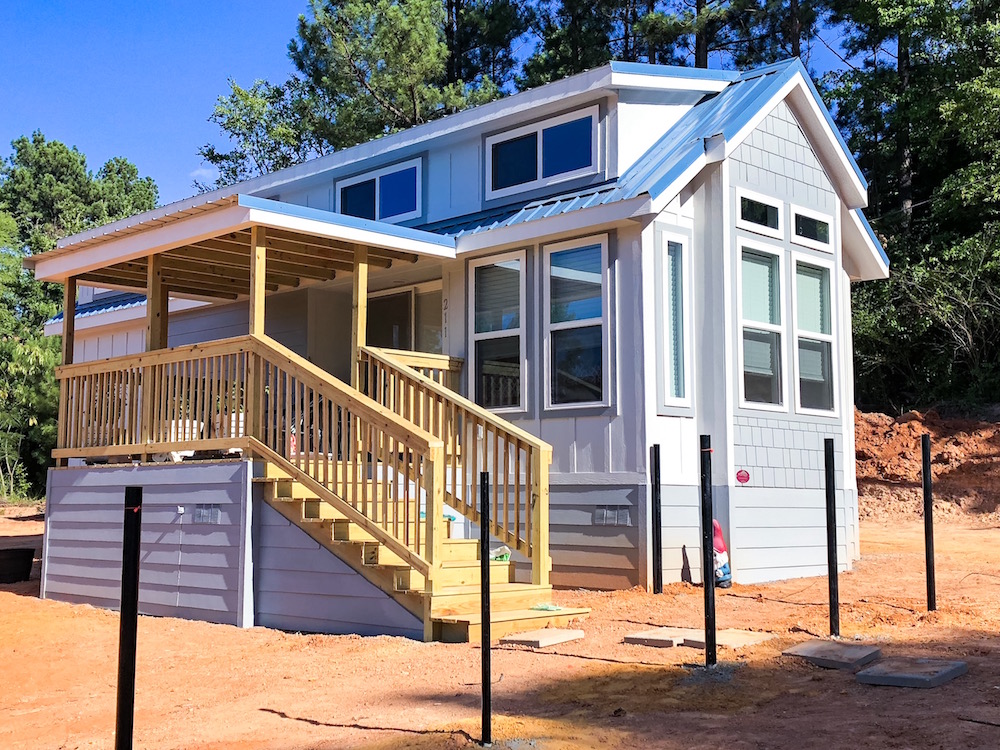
[736,469,750,484]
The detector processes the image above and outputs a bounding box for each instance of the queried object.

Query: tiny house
[30,59,887,640]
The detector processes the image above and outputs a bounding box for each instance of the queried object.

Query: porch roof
[24,194,457,299]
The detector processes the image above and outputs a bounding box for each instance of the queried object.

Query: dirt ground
[2,411,1000,749]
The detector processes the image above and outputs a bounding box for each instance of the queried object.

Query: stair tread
[433,582,550,596]
[435,606,591,625]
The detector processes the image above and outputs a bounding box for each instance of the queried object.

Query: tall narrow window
[663,239,686,401]
[471,254,524,409]
[544,236,608,407]
[741,249,783,406]
[796,262,834,411]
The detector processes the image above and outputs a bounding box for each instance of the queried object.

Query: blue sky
[0,1,304,205]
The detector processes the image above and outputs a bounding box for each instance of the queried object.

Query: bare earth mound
[855,409,1000,522]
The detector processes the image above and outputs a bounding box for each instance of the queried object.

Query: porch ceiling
[24,194,457,299]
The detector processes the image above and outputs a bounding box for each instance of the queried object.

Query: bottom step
[433,606,591,643]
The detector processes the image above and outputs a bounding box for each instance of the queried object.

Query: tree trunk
[789,0,801,58]
[897,30,913,224]
[647,0,656,63]
[446,0,458,84]
[695,0,709,67]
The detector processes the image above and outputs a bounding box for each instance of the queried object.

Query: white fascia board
[455,196,651,254]
[245,206,456,259]
[43,298,206,337]
[842,206,889,281]
[33,204,255,282]
[610,71,731,94]
[723,73,868,210]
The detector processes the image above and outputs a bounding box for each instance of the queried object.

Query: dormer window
[486,105,599,200]
[336,158,422,223]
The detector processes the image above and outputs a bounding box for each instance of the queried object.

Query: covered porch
[26,195,554,622]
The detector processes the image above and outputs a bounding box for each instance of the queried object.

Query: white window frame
[368,280,443,353]
[542,233,611,410]
[790,204,835,253]
[791,252,838,416]
[656,229,693,411]
[735,187,784,241]
[736,241,788,413]
[468,249,528,414]
[485,105,600,201]
[335,157,423,223]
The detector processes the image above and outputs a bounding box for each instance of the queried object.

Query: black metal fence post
[479,472,492,748]
[699,435,717,667]
[651,445,663,595]
[922,434,937,611]
[824,439,840,637]
[115,486,143,750]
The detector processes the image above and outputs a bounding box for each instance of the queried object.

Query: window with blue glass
[486,105,599,199]
[336,158,421,223]
[544,235,609,407]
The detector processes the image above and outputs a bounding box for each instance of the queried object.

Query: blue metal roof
[48,292,146,325]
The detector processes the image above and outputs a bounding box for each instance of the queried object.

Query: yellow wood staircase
[52,332,588,641]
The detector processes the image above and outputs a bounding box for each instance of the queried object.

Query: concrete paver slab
[856,657,967,688]
[783,639,882,670]
[500,628,585,648]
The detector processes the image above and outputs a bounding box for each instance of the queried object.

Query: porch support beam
[249,225,266,337]
[350,246,369,388]
[146,254,166,351]
[61,276,76,365]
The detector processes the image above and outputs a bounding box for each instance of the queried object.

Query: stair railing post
[479,471,492,748]
[530,446,552,587]
[424,444,446,594]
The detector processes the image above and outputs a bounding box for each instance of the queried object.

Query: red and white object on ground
[713,519,732,588]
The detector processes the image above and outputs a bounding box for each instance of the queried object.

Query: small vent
[193,504,222,525]
[593,506,631,527]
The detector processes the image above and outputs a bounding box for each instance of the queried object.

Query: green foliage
[200,0,502,188]
[0,134,157,498]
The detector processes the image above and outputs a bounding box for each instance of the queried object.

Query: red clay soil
[855,409,1000,521]
[3,412,1000,749]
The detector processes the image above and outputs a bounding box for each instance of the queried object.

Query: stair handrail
[250,335,448,587]
[359,345,552,587]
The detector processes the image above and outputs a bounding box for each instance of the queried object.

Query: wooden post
[350,245,369,389]
[249,226,267,338]
[423,446,446,595]
[248,227,267,440]
[62,277,77,365]
[531,447,552,587]
[145,255,165,351]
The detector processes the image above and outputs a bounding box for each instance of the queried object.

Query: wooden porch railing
[377,349,464,391]
[359,346,552,587]
[54,335,448,590]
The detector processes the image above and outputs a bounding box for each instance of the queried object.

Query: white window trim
[485,105,600,201]
[656,229,693,411]
[542,233,611,410]
[737,242,789,413]
[791,252,839,417]
[368,280,443,353]
[335,157,423,223]
[790,204,835,253]
[735,187,784,241]
[468,249,528,414]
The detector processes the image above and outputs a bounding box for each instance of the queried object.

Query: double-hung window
[543,235,609,407]
[740,248,784,407]
[470,252,525,410]
[486,106,599,200]
[336,158,422,223]
[657,231,689,408]
[795,260,835,412]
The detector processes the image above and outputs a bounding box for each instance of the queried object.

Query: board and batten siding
[724,99,857,583]
[253,498,423,638]
[42,461,253,625]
